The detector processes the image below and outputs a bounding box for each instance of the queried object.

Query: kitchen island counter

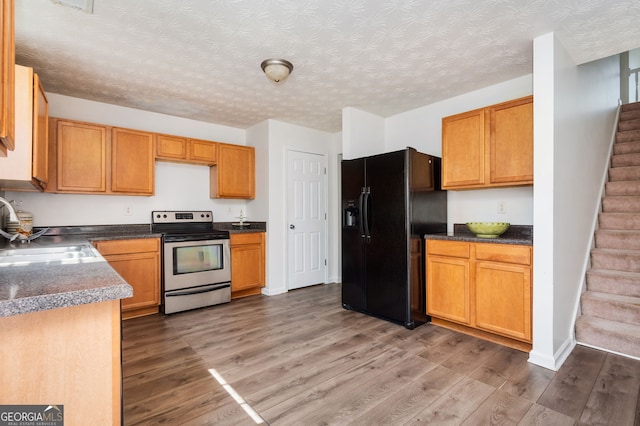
[0,235,133,317]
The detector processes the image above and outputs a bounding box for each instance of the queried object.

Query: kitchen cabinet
[94,238,160,319]
[0,65,48,191]
[211,143,255,199]
[0,299,123,424]
[426,239,532,350]
[442,95,533,189]
[156,134,218,165]
[48,119,155,195]
[0,0,14,156]
[230,232,265,299]
[111,127,155,194]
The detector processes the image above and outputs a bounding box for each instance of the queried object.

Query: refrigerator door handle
[359,188,366,238]
[363,186,371,242]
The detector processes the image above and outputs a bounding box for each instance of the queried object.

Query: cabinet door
[426,255,470,325]
[111,127,154,195]
[212,143,255,199]
[104,252,160,311]
[56,120,107,192]
[189,139,217,164]
[156,134,187,161]
[442,108,486,189]
[0,0,14,156]
[475,261,532,342]
[32,73,48,186]
[231,233,265,292]
[490,96,533,185]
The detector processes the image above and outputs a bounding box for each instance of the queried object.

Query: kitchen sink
[0,243,101,266]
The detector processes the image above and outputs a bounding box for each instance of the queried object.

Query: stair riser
[612,153,640,167]
[599,213,640,230]
[595,232,640,250]
[587,272,640,297]
[591,252,640,273]
[602,197,640,212]
[619,117,640,131]
[581,297,640,326]
[609,166,640,181]
[575,320,640,358]
[605,181,640,196]
[614,142,640,155]
[617,129,640,143]
[622,102,640,113]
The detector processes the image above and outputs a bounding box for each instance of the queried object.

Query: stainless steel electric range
[151,210,231,314]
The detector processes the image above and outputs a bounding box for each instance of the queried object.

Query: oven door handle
[165,283,230,297]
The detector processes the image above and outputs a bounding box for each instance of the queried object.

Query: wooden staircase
[575,102,640,358]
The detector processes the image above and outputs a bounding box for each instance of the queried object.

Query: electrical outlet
[125,206,133,216]
[497,201,506,214]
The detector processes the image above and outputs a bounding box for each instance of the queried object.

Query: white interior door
[287,150,327,290]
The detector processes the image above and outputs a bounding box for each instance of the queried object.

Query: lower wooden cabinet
[93,238,160,319]
[426,239,532,350]
[230,232,265,299]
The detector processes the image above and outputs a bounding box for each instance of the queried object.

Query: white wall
[385,75,534,232]
[342,107,385,160]
[5,94,249,226]
[246,119,339,296]
[530,33,620,370]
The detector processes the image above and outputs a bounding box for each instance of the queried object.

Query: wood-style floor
[122,283,640,425]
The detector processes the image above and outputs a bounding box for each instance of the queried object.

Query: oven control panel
[152,210,213,224]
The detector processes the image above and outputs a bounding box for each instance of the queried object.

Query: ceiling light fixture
[260,59,294,84]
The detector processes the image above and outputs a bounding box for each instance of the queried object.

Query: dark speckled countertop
[0,222,267,317]
[425,224,533,246]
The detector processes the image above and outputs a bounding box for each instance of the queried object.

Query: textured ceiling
[14,0,640,133]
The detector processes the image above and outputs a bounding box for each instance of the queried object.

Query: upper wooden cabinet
[0,65,48,191]
[0,0,15,156]
[49,119,155,195]
[210,143,255,199]
[111,127,155,194]
[156,134,217,165]
[442,96,533,190]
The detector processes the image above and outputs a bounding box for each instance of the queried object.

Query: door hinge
[325,213,327,220]
[324,167,327,175]
[324,259,327,266]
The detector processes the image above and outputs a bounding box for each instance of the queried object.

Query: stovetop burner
[151,210,228,239]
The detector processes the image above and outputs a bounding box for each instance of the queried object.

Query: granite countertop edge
[424,234,532,246]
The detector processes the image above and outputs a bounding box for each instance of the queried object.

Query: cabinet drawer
[94,238,159,255]
[426,240,469,258]
[230,232,264,246]
[475,243,531,265]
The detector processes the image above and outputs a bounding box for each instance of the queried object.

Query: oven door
[163,238,231,291]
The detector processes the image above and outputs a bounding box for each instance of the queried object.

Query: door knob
[289,224,295,229]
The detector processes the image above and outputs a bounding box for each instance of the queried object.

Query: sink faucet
[0,197,18,223]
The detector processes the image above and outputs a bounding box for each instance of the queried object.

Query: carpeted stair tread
[621,101,640,112]
[614,141,640,155]
[620,106,640,120]
[609,165,640,181]
[617,129,640,144]
[601,195,640,212]
[575,316,640,358]
[605,180,640,196]
[611,152,640,167]
[587,269,640,298]
[591,248,640,273]
[595,229,640,250]
[581,291,640,326]
[618,117,640,132]
[613,141,640,155]
[599,212,640,229]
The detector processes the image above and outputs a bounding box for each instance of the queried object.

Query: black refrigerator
[341,147,447,329]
